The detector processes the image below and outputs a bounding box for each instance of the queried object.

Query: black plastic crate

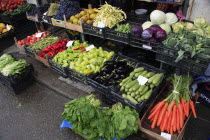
[126,13,149,24]
[24,46,35,57]
[0,64,34,84]
[0,13,27,24]
[156,45,209,75]
[82,23,106,38]
[0,74,34,94]
[130,36,161,52]
[48,59,68,78]
[110,62,165,113]
[68,68,88,84]
[0,28,14,39]
[105,25,130,44]
[0,35,15,53]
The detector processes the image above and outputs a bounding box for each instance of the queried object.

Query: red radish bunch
[39,39,69,59]
[148,74,196,135]
[17,30,49,47]
[0,0,24,11]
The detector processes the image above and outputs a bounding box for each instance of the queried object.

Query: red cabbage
[141,28,153,40]
[155,29,167,41]
[149,25,161,33]
[130,24,143,37]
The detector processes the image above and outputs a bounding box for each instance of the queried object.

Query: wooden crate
[51,18,66,28]
[138,83,192,140]
[14,37,25,54]
[35,50,50,67]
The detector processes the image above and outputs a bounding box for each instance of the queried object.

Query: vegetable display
[148,74,196,135]
[119,67,163,104]
[52,40,90,67]
[115,23,132,33]
[163,30,210,62]
[17,31,49,47]
[39,39,68,59]
[91,59,135,86]
[93,2,126,28]
[62,94,139,140]
[0,0,24,12]
[28,36,59,51]
[70,47,114,75]
[3,3,34,16]
[55,1,81,20]
[46,3,60,17]
[69,9,97,25]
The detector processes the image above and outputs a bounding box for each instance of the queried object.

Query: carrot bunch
[148,74,196,135]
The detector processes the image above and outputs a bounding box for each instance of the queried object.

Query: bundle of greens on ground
[119,67,163,104]
[62,94,139,140]
[0,54,29,77]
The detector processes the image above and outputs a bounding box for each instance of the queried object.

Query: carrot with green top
[157,102,168,126]
[151,110,160,128]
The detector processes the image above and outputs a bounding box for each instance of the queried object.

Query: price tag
[66,41,74,47]
[161,132,171,140]
[143,44,152,50]
[98,21,105,28]
[36,32,43,38]
[86,45,95,51]
[137,76,148,85]
[6,24,11,31]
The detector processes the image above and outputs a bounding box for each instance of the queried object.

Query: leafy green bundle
[115,23,132,33]
[62,94,139,140]
[0,54,15,71]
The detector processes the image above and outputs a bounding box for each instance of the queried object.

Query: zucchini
[125,89,128,92]
[132,83,141,92]
[145,72,155,78]
[125,80,137,89]
[137,98,141,102]
[143,89,153,100]
[152,73,163,85]
[139,85,145,91]
[155,81,161,86]
[127,95,138,104]
[148,74,158,84]
[130,93,135,97]
[150,84,155,89]
[134,67,144,73]
[122,94,127,98]
[129,71,135,76]
[121,77,131,84]
[140,86,149,95]
[122,79,132,87]
[140,71,148,77]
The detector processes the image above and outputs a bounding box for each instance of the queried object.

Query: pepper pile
[39,39,69,59]
[148,74,196,135]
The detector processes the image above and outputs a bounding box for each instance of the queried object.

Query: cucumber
[127,95,138,104]
[148,74,158,84]
[140,71,148,77]
[132,83,141,92]
[150,84,155,89]
[143,89,153,100]
[122,94,127,98]
[125,80,137,89]
[152,73,164,85]
[145,72,155,78]
[120,86,125,92]
[140,86,149,95]
[134,67,144,73]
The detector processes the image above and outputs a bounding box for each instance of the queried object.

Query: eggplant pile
[91,60,134,86]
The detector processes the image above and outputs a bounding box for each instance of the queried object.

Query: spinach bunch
[61,94,139,140]
[163,30,210,62]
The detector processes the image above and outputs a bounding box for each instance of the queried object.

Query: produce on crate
[163,30,210,62]
[130,24,143,37]
[3,3,34,16]
[115,23,132,33]
[62,94,139,140]
[0,54,29,77]
[55,1,81,20]
[148,74,196,135]
[27,4,50,16]
[70,47,114,75]
[119,67,163,104]
[93,2,126,28]
[0,23,13,34]
[17,31,49,47]
[91,59,135,86]
[0,0,24,12]
[52,40,89,67]
[28,36,59,51]
[38,39,68,59]
[0,54,15,71]
[46,3,60,17]
[69,8,98,25]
